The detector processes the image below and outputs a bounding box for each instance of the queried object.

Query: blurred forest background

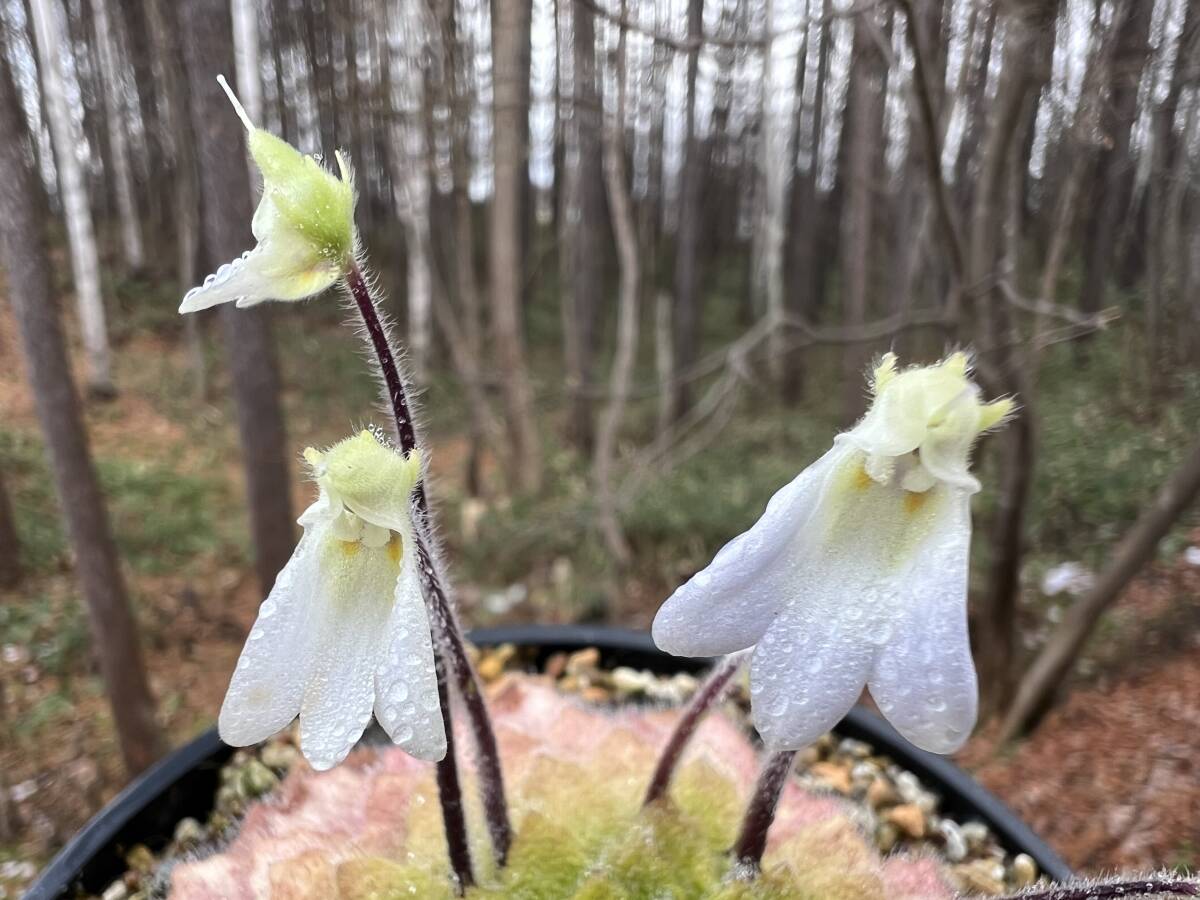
[1,0,1199,890]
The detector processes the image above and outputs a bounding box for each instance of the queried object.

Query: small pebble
[1011,853,1038,888]
[565,647,600,676]
[543,652,568,679]
[938,819,968,862]
[838,738,872,758]
[809,761,853,795]
[894,770,937,812]
[850,760,879,785]
[173,817,205,848]
[261,742,300,771]
[961,821,990,853]
[478,643,516,682]
[240,760,279,798]
[952,859,1007,896]
[125,845,154,873]
[885,803,927,839]
[611,666,654,698]
[866,776,899,809]
[797,745,822,767]
[875,821,900,853]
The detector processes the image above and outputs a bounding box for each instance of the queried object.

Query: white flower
[178,75,356,314]
[652,353,1013,754]
[219,430,445,769]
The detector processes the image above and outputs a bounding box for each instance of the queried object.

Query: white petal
[374,542,446,761]
[297,490,341,530]
[868,490,977,753]
[747,451,976,751]
[179,248,269,313]
[178,234,339,314]
[218,530,321,746]
[750,600,874,751]
[298,535,397,770]
[652,443,853,657]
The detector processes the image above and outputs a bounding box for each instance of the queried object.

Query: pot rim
[27,624,1071,898]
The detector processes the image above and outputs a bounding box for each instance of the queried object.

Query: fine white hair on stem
[338,258,426,449]
[336,256,457,607]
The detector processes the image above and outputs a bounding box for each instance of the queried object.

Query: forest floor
[2,283,1199,896]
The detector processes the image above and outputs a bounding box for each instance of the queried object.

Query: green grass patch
[0,428,235,577]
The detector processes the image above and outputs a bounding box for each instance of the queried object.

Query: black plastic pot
[28,625,1071,898]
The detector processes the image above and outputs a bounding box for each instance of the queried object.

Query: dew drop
[761,694,790,717]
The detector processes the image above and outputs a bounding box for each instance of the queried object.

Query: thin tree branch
[574,0,880,51]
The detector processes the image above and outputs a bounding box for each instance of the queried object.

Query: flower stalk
[433,660,473,892]
[643,652,746,806]
[344,259,513,866]
[730,749,797,876]
[995,880,1198,900]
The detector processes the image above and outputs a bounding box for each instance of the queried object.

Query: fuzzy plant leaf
[170,675,957,899]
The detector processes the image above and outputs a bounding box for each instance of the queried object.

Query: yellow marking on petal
[339,540,361,558]
[903,491,930,515]
[387,533,404,564]
[854,463,874,491]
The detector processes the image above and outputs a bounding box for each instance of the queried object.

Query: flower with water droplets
[219,429,445,770]
[652,352,1013,754]
[178,75,356,314]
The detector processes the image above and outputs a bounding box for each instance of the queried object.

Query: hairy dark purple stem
[433,659,472,892]
[730,749,797,875]
[997,880,1199,900]
[345,260,512,866]
[644,653,745,806]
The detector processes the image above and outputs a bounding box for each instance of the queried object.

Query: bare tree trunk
[1077,0,1151,318]
[29,0,114,397]
[180,0,295,593]
[951,6,996,201]
[145,0,206,398]
[664,0,705,430]
[968,0,1057,713]
[838,12,887,422]
[1000,435,1200,742]
[760,0,790,379]
[0,48,164,774]
[92,0,144,272]
[783,0,830,405]
[490,0,542,492]
[561,0,604,454]
[387,3,434,381]
[594,20,638,565]
[0,469,21,589]
[231,0,263,123]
